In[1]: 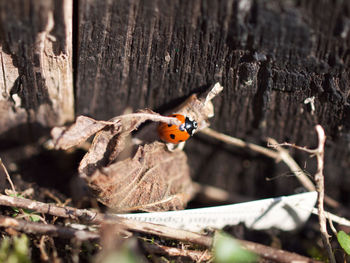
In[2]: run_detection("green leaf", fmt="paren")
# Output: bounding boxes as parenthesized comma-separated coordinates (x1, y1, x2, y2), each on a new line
(13, 234, 29, 255)
(12, 207, 41, 222)
(337, 230, 350, 255)
(0, 234, 31, 263)
(0, 238, 10, 262)
(28, 214, 41, 222)
(213, 232, 257, 263)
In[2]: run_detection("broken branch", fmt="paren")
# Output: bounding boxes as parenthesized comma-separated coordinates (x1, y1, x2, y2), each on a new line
(0, 215, 99, 241)
(0, 194, 212, 247)
(0, 194, 321, 262)
(270, 125, 335, 263)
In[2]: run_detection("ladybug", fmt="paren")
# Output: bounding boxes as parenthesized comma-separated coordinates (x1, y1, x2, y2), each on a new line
(158, 114, 198, 144)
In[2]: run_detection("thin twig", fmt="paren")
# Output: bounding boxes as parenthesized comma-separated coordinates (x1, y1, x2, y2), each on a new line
(44, 190, 65, 205)
(201, 125, 337, 262)
(313, 125, 335, 263)
(267, 138, 316, 192)
(0, 194, 212, 247)
(0, 215, 99, 241)
(310, 208, 350, 228)
(239, 239, 322, 263)
(0, 158, 16, 194)
(272, 126, 335, 263)
(199, 128, 280, 159)
(199, 128, 340, 208)
(0, 194, 321, 262)
(268, 138, 341, 208)
(281, 126, 335, 262)
(269, 141, 317, 154)
(0, 194, 98, 221)
(328, 215, 337, 236)
(142, 242, 212, 262)
(38, 236, 49, 261)
(192, 182, 251, 203)
(118, 216, 213, 247)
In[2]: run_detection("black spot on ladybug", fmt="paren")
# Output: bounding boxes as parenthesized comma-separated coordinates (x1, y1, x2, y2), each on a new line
(168, 124, 172, 127)
(170, 134, 175, 139)
(179, 140, 183, 142)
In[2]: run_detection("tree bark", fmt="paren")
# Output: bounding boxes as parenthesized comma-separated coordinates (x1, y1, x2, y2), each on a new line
(0, 0, 74, 144)
(76, 0, 350, 201)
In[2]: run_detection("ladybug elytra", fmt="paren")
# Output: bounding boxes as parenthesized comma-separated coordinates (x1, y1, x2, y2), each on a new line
(157, 114, 198, 144)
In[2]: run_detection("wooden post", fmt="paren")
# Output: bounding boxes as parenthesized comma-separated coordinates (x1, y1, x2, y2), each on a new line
(76, 0, 350, 197)
(0, 0, 74, 142)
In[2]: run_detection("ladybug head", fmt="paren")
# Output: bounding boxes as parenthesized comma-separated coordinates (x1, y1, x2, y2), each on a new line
(184, 116, 198, 135)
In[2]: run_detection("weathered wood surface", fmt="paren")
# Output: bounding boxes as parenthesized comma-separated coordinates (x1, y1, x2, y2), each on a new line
(77, 0, 350, 200)
(0, 0, 349, 202)
(0, 0, 74, 144)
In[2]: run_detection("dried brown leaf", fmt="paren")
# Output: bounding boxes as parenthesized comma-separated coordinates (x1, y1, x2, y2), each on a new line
(76, 111, 194, 212)
(51, 84, 223, 212)
(51, 116, 118, 150)
(134, 83, 223, 143)
(165, 82, 223, 131)
(86, 141, 194, 212)
(78, 110, 181, 177)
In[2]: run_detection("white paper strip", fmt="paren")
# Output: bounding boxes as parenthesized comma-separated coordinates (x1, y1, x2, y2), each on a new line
(117, 192, 317, 232)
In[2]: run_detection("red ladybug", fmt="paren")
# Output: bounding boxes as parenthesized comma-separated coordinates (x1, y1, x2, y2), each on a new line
(158, 114, 198, 144)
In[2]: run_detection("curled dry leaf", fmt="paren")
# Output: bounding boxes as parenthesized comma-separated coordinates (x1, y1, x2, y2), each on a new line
(78, 110, 181, 177)
(88, 141, 193, 211)
(51, 111, 191, 211)
(51, 83, 223, 212)
(170, 82, 223, 131)
(51, 116, 118, 150)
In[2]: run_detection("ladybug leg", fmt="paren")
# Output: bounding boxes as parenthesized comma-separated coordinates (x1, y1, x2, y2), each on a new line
(165, 141, 185, 152)
(176, 141, 186, 151)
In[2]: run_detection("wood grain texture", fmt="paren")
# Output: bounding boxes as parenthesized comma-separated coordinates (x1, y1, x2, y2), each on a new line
(76, 0, 350, 201)
(0, 0, 74, 143)
(77, 0, 349, 137)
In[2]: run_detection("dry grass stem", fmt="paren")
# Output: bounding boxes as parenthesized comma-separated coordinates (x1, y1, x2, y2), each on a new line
(271, 125, 335, 263)
(200, 125, 337, 262)
(269, 142, 317, 154)
(267, 140, 339, 208)
(313, 125, 335, 263)
(310, 208, 350, 228)
(200, 128, 280, 159)
(199, 127, 339, 208)
(327, 215, 338, 236)
(267, 137, 316, 192)
(0, 158, 16, 194)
